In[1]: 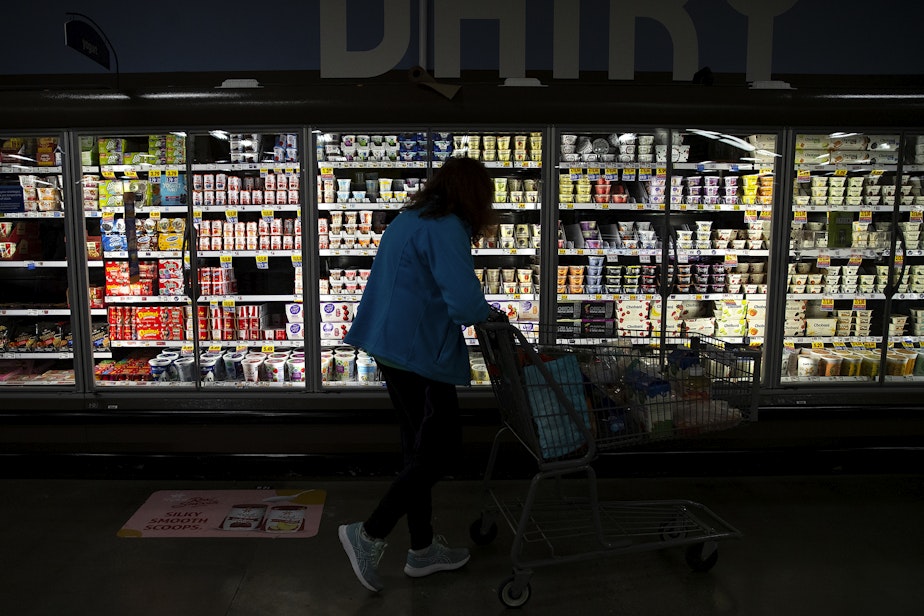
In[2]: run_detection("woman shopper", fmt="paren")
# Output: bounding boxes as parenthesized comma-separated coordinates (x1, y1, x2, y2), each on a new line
(338, 156, 497, 592)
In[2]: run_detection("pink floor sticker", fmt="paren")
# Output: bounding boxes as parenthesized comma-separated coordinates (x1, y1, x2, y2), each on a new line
(118, 489, 326, 538)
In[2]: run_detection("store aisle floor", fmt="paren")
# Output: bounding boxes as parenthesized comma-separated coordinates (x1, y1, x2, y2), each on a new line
(1, 473, 922, 616)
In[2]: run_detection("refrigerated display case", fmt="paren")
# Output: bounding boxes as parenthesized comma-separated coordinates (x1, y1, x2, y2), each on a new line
(80, 128, 307, 390)
(780, 131, 907, 384)
(552, 128, 778, 370)
(0, 132, 80, 386)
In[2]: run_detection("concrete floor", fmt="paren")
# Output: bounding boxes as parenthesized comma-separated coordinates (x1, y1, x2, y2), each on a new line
(1, 471, 923, 615)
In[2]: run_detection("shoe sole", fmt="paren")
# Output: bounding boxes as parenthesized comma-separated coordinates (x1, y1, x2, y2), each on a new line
(403, 553, 471, 578)
(338, 525, 382, 592)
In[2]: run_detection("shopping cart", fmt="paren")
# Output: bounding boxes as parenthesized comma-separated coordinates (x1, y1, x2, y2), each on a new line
(470, 320, 761, 608)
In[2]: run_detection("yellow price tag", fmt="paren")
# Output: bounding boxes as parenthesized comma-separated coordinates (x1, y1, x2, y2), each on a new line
(859, 210, 872, 222)
(291, 254, 302, 267)
(587, 167, 600, 175)
(165, 169, 179, 177)
(797, 170, 811, 182)
(236, 344, 249, 352)
(208, 345, 222, 352)
(724, 253, 739, 266)
(816, 254, 831, 269)
(820, 297, 835, 311)
(834, 168, 848, 176)
(255, 254, 269, 263)
(784, 340, 796, 350)
(793, 211, 807, 223)
(219, 255, 233, 268)
(853, 298, 867, 310)
(911, 209, 923, 223)
(655, 167, 667, 178)
(865, 341, 877, 349)
(320, 167, 334, 177)
(812, 340, 824, 349)
(261, 209, 274, 219)
(903, 341, 915, 349)
(848, 254, 863, 265)
(148, 169, 162, 178)
(759, 168, 773, 176)
(226, 209, 239, 220)
(181, 344, 194, 353)
(148, 209, 161, 219)
(259, 167, 269, 176)
(222, 299, 236, 308)
(870, 169, 884, 177)
(261, 344, 275, 353)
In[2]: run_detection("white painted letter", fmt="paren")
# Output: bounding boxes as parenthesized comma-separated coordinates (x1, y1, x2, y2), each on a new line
(320, 0, 411, 78)
(727, 0, 798, 82)
(433, 0, 526, 78)
(610, 0, 698, 81)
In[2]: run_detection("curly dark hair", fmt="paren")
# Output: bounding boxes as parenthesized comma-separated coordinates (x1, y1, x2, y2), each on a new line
(404, 156, 497, 241)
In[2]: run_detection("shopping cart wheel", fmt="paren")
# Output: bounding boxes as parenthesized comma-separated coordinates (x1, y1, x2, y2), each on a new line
(498, 575, 532, 608)
(659, 518, 688, 542)
(685, 541, 719, 572)
(469, 515, 499, 545)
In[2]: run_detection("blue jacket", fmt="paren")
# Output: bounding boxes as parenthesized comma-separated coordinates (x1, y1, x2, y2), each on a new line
(344, 208, 489, 385)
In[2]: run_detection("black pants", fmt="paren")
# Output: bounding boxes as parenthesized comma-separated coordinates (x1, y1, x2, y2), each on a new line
(363, 363, 462, 550)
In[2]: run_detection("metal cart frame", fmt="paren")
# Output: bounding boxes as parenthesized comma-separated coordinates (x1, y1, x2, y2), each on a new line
(470, 320, 761, 608)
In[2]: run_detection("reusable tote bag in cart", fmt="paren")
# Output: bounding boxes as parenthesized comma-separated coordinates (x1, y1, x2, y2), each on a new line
(522, 354, 592, 460)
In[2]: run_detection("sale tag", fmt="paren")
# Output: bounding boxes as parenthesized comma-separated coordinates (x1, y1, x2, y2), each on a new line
(848, 254, 864, 265)
(744, 209, 758, 222)
(638, 167, 652, 181)
(797, 169, 811, 183)
(870, 169, 884, 177)
(219, 254, 233, 269)
(208, 344, 222, 353)
(895, 252, 904, 266)
(784, 340, 796, 350)
(165, 168, 179, 178)
(834, 168, 848, 176)
(181, 344, 194, 354)
(655, 167, 667, 178)
(256, 254, 269, 270)
(192, 209, 202, 225)
(148, 208, 161, 220)
(320, 167, 334, 178)
(724, 253, 739, 267)
(816, 254, 831, 268)
(225, 209, 238, 223)
(820, 297, 835, 311)
(262, 209, 274, 223)
(859, 210, 872, 223)
(812, 340, 825, 349)
(222, 299, 235, 308)
(236, 344, 249, 353)
(853, 298, 867, 310)
(793, 211, 807, 223)
(261, 344, 275, 353)
(622, 167, 636, 181)
(148, 169, 162, 180)
(604, 168, 619, 181)
(291, 254, 302, 267)
(911, 209, 924, 223)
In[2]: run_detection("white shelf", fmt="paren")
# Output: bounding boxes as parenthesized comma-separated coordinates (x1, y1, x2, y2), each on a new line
(91, 164, 186, 174)
(786, 293, 887, 300)
(197, 295, 301, 303)
(104, 295, 190, 304)
(794, 164, 898, 171)
(320, 249, 377, 257)
(95, 380, 195, 388)
(109, 340, 189, 348)
(198, 204, 301, 213)
(0, 165, 62, 174)
(190, 163, 300, 173)
(203, 381, 305, 388)
(319, 161, 427, 169)
(471, 248, 538, 256)
(0, 260, 68, 268)
(197, 250, 298, 258)
(434, 160, 542, 169)
(320, 201, 404, 211)
(0, 211, 65, 218)
(484, 294, 539, 302)
(198, 341, 304, 349)
(669, 293, 768, 301)
(0, 379, 75, 386)
(781, 376, 871, 383)
(0, 308, 71, 316)
(104, 251, 184, 259)
(85, 206, 189, 217)
(559, 248, 661, 257)
(784, 337, 882, 344)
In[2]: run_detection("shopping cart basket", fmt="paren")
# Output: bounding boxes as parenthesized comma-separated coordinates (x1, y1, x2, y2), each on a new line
(470, 320, 761, 608)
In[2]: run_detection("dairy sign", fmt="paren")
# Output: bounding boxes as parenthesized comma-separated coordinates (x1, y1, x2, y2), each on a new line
(319, 0, 799, 82)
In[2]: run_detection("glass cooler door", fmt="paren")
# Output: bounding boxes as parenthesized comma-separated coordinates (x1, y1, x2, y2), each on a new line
(315, 129, 429, 388)
(0, 132, 77, 387)
(554, 128, 669, 347)
(886, 133, 924, 383)
(438, 129, 544, 386)
(666, 129, 778, 363)
(80, 132, 194, 388)
(188, 129, 306, 389)
(782, 131, 902, 384)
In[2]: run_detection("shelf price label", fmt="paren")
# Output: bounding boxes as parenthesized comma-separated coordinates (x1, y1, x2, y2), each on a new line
(744, 209, 758, 222)
(784, 340, 796, 350)
(165, 168, 179, 178)
(291, 254, 302, 267)
(225, 209, 238, 223)
(603, 168, 619, 181)
(222, 299, 236, 308)
(793, 210, 807, 223)
(148, 169, 162, 183)
(255, 254, 269, 270)
(638, 167, 652, 181)
(655, 167, 667, 178)
(261, 344, 275, 354)
(724, 253, 738, 267)
(848, 254, 864, 265)
(820, 297, 835, 311)
(816, 254, 831, 269)
(261, 209, 274, 223)
(859, 210, 872, 223)
(148, 208, 161, 220)
(320, 167, 334, 179)
(219, 254, 233, 269)
(811, 340, 825, 349)
(869, 169, 884, 177)
(797, 169, 811, 183)
(621, 167, 636, 181)
(911, 209, 924, 223)
(833, 168, 848, 176)
(208, 344, 222, 353)
(181, 344, 195, 354)
(853, 298, 867, 311)
(895, 252, 904, 266)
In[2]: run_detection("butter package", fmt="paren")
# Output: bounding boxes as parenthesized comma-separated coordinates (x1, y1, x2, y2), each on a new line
(158, 233, 184, 251)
